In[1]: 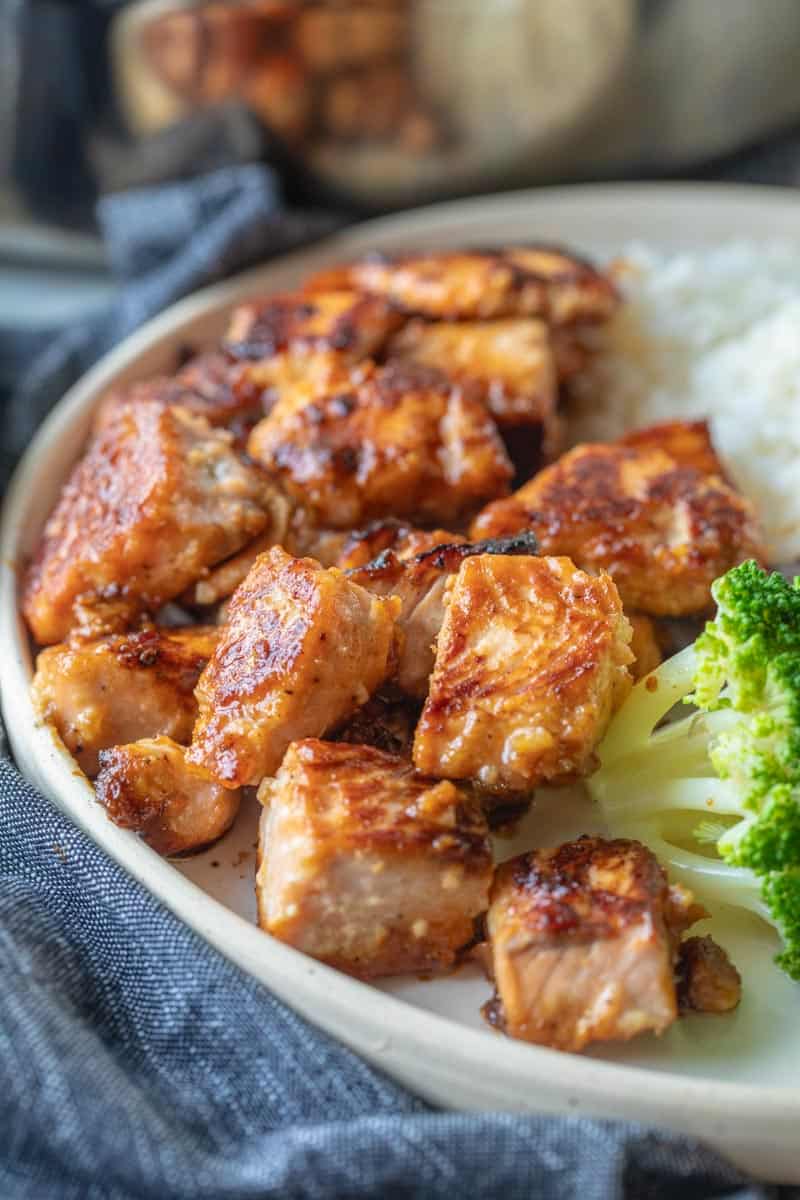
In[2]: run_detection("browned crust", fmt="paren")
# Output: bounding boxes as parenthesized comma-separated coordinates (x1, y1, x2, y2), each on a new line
(387, 316, 558, 433)
(96, 745, 166, 839)
(619, 419, 728, 480)
(284, 739, 491, 865)
(490, 837, 670, 944)
(224, 290, 402, 361)
(331, 691, 420, 759)
(95, 353, 265, 438)
(337, 520, 466, 570)
(95, 741, 239, 856)
(346, 530, 540, 591)
(305, 245, 619, 325)
(194, 552, 323, 714)
(247, 359, 513, 528)
(22, 400, 271, 644)
(470, 436, 766, 616)
(102, 626, 218, 689)
(677, 935, 742, 1014)
(187, 547, 400, 786)
(413, 555, 631, 791)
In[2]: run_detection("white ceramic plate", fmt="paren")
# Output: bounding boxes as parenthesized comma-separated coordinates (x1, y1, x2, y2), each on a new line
(4, 184, 800, 1183)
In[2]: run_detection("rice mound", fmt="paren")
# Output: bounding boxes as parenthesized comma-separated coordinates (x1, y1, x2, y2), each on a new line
(566, 241, 800, 563)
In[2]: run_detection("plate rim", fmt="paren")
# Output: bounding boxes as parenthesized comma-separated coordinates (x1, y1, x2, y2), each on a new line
(4, 181, 800, 1173)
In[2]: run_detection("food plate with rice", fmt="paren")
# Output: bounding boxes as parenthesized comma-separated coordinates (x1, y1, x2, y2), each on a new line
(3, 184, 800, 1181)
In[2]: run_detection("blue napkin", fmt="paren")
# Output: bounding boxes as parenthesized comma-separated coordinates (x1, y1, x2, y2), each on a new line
(0, 164, 781, 1199)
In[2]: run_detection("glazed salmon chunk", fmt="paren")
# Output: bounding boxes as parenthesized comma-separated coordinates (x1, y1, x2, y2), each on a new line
(187, 546, 400, 787)
(95, 736, 240, 856)
(94, 352, 266, 439)
(471, 426, 765, 616)
(388, 317, 559, 449)
(256, 739, 493, 978)
(347, 531, 539, 699)
(486, 838, 691, 1051)
(618, 418, 731, 479)
(247, 360, 512, 529)
(31, 625, 219, 776)
(413, 555, 633, 793)
(23, 399, 277, 644)
(224, 289, 402, 400)
(306, 246, 619, 325)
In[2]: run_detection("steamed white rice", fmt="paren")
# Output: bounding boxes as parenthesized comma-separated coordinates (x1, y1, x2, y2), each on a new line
(566, 241, 800, 563)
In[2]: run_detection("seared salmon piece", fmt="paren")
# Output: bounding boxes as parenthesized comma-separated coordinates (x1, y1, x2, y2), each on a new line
(389, 317, 558, 437)
(619, 419, 728, 480)
(93, 352, 265, 440)
(306, 246, 619, 325)
(96, 736, 240, 856)
(388, 317, 561, 483)
(23, 400, 277, 645)
(247, 360, 512, 529)
(186, 546, 400, 787)
(224, 289, 402, 400)
(471, 429, 765, 617)
(347, 531, 539, 699)
(413, 555, 632, 793)
(485, 838, 685, 1051)
(31, 625, 218, 777)
(256, 739, 492, 978)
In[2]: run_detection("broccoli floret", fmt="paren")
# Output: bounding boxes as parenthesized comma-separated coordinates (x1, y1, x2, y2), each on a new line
(720, 785, 800, 872)
(762, 870, 800, 980)
(589, 560, 800, 981)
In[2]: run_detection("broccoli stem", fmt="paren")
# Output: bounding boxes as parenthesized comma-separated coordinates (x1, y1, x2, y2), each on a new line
(598, 645, 698, 767)
(593, 707, 739, 811)
(611, 817, 771, 922)
(597, 776, 742, 821)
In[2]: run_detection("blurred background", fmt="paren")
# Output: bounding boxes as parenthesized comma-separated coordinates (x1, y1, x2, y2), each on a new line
(4, 0, 800, 413)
